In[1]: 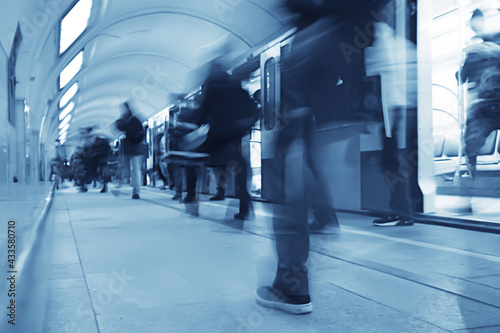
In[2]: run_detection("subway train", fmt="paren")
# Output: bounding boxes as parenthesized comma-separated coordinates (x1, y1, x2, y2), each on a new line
(141, 30, 394, 209)
(140, 12, 500, 221)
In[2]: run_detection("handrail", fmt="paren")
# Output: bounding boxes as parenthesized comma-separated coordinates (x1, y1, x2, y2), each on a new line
(431, 83, 470, 182)
(432, 108, 460, 128)
(1, 182, 56, 333)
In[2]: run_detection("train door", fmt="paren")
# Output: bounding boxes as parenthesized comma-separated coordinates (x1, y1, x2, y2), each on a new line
(259, 44, 283, 202)
(241, 69, 262, 198)
(360, 0, 423, 215)
(420, 1, 500, 219)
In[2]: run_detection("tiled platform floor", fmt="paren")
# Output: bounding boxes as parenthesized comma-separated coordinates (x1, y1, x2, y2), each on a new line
(44, 184, 500, 332)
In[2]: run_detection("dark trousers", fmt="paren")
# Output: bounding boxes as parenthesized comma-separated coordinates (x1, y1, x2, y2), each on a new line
(234, 156, 251, 215)
(154, 154, 168, 186)
(173, 165, 183, 194)
(270, 15, 358, 297)
(97, 162, 109, 184)
(380, 124, 412, 218)
(185, 166, 197, 199)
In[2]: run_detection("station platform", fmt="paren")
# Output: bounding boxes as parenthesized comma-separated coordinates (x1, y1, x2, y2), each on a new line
(43, 183, 500, 332)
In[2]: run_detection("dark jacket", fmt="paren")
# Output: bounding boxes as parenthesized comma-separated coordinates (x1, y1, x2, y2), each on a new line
(198, 69, 255, 166)
(90, 137, 111, 164)
(116, 114, 146, 156)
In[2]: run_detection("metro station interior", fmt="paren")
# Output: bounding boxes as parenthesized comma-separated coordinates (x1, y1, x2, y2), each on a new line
(1, 0, 500, 332)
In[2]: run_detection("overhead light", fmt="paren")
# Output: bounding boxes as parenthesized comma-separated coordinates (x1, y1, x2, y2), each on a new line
(59, 123, 70, 135)
(59, 101, 74, 120)
(60, 0, 93, 54)
(60, 51, 83, 89)
(59, 114, 72, 129)
(59, 132, 68, 144)
(59, 82, 78, 108)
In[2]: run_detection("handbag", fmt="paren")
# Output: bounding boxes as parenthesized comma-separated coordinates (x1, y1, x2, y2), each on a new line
(180, 124, 210, 151)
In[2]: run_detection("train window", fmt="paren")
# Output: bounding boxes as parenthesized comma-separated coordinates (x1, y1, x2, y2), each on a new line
(263, 58, 276, 130)
(280, 44, 290, 63)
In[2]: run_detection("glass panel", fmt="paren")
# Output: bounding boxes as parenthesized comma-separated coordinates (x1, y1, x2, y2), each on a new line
(250, 129, 261, 142)
(251, 168, 261, 195)
(250, 141, 261, 169)
(60, 50, 83, 89)
(59, 82, 78, 108)
(60, 0, 93, 54)
(263, 58, 276, 130)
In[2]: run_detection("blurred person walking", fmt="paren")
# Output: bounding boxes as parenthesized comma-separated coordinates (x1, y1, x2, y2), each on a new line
(198, 63, 259, 220)
(90, 135, 112, 193)
(460, 9, 500, 179)
(365, 21, 418, 226)
(255, 0, 388, 314)
(115, 102, 147, 199)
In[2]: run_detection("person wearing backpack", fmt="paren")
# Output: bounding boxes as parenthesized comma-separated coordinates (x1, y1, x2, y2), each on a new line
(115, 102, 146, 199)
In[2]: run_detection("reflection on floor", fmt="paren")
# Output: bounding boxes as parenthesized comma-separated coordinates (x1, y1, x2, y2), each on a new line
(45, 183, 500, 332)
(435, 195, 500, 223)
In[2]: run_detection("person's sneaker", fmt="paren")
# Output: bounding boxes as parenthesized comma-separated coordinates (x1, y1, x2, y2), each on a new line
(172, 193, 182, 200)
(234, 212, 247, 220)
(132, 194, 140, 199)
(100, 184, 107, 193)
(309, 220, 326, 232)
(209, 194, 225, 201)
(373, 216, 414, 226)
(255, 286, 312, 315)
(309, 221, 341, 234)
(210, 188, 225, 201)
(182, 195, 196, 204)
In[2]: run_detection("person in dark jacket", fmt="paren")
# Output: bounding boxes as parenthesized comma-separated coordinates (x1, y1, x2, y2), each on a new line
(198, 63, 256, 220)
(115, 102, 146, 199)
(89, 136, 112, 193)
(172, 106, 203, 203)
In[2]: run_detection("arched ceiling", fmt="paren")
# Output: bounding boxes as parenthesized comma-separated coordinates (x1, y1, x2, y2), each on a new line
(1, 0, 294, 145)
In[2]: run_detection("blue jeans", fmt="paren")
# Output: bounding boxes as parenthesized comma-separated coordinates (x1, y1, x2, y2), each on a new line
(272, 14, 366, 297)
(129, 155, 143, 195)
